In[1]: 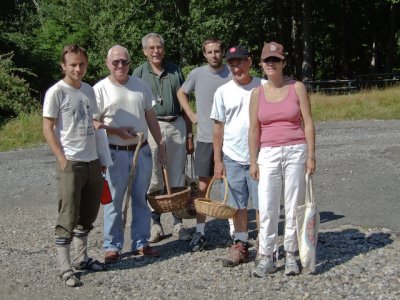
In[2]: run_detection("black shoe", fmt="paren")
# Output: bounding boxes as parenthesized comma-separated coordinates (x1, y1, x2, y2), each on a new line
(189, 232, 207, 252)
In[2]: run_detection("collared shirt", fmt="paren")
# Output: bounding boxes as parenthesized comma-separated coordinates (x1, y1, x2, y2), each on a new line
(132, 61, 184, 117)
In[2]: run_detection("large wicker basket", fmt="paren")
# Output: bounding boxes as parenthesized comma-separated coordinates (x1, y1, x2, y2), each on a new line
(194, 176, 237, 219)
(147, 167, 190, 213)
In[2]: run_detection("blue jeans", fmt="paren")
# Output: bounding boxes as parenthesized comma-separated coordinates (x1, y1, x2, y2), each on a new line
(222, 155, 259, 209)
(103, 144, 152, 252)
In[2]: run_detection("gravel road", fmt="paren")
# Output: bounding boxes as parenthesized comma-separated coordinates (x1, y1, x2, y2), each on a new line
(0, 120, 399, 299)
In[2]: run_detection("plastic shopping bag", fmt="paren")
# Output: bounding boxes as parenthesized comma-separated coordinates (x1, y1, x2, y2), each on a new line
(95, 128, 112, 167)
(100, 177, 112, 205)
(296, 173, 319, 273)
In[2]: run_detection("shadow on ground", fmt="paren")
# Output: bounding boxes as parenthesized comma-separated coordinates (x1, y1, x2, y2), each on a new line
(96, 209, 393, 276)
(315, 228, 393, 274)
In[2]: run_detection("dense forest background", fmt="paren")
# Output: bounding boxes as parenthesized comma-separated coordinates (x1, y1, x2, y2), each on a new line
(0, 0, 399, 121)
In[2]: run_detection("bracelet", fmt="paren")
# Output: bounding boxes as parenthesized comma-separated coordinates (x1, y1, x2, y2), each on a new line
(307, 156, 316, 161)
(187, 133, 193, 139)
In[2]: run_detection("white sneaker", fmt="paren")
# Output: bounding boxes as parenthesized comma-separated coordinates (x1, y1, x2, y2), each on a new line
(252, 255, 276, 278)
(149, 224, 164, 243)
(284, 251, 300, 276)
(172, 223, 192, 241)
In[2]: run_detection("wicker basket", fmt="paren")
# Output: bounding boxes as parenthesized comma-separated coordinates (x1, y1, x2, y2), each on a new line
(173, 178, 198, 219)
(194, 176, 237, 219)
(147, 167, 190, 213)
(148, 186, 190, 213)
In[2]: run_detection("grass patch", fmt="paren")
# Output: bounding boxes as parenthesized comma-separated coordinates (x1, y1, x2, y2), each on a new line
(311, 85, 400, 121)
(0, 111, 44, 151)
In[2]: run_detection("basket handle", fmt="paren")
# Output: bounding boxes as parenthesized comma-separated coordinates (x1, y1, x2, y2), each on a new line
(205, 176, 228, 205)
(162, 166, 172, 195)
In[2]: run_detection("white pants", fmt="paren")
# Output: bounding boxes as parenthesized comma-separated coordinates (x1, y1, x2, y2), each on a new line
(258, 144, 307, 256)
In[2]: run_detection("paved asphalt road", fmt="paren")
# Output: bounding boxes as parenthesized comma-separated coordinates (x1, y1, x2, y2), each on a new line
(313, 120, 400, 233)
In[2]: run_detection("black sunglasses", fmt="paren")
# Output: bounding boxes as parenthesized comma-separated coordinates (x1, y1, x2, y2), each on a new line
(263, 57, 282, 63)
(111, 59, 130, 67)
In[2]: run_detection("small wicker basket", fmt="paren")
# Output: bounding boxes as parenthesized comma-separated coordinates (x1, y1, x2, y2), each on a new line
(147, 167, 190, 213)
(194, 176, 237, 219)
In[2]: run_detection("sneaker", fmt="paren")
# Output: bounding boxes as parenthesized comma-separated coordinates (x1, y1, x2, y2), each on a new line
(284, 251, 300, 276)
(149, 224, 164, 243)
(104, 251, 120, 264)
(221, 240, 249, 267)
(172, 223, 192, 241)
(189, 232, 207, 252)
(251, 255, 276, 278)
(134, 245, 160, 257)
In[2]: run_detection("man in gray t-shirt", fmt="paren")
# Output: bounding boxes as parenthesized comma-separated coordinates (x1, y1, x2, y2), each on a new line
(177, 38, 232, 251)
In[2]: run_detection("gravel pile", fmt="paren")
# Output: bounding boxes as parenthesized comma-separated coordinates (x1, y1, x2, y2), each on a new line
(0, 120, 399, 299)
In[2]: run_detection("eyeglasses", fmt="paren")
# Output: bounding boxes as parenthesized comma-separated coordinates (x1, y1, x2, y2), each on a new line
(227, 60, 247, 69)
(111, 59, 130, 67)
(146, 45, 164, 52)
(263, 57, 282, 63)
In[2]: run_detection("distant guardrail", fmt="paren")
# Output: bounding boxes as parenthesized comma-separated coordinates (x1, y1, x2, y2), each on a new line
(304, 73, 400, 94)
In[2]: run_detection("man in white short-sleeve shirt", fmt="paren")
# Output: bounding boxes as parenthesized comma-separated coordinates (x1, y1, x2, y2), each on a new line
(210, 45, 263, 267)
(43, 44, 105, 287)
(94, 45, 166, 263)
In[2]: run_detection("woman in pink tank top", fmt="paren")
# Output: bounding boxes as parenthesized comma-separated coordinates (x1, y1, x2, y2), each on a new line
(248, 42, 316, 278)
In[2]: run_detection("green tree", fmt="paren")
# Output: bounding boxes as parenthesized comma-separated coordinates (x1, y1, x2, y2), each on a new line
(0, 52, 38, 124)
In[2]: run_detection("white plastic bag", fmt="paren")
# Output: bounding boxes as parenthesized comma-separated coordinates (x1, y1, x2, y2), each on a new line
(95, 128, 112, 167)
(296, 173, 319, 273)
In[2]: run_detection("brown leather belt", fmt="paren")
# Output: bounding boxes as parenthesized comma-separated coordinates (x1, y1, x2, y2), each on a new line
(109, 140, 148, 151)
(157, 115, 180, 122)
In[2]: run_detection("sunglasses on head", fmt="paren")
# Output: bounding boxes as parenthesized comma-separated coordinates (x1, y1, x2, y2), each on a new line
(263, 57, 282, 63)
(111, 59, 130, 67)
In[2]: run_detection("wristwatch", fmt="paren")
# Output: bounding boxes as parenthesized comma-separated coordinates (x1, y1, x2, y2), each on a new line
(187, 133, 193, 139)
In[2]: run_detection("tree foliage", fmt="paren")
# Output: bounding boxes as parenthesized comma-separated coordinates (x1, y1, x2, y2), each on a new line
(0, 52, 38, 123)
(0, 0, 399, 120)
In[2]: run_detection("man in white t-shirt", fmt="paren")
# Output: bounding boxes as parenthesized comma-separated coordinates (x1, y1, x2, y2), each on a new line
(43, 44, 106, 287)
(210, 45, 262, 267)
(93, 45, 166, 263)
